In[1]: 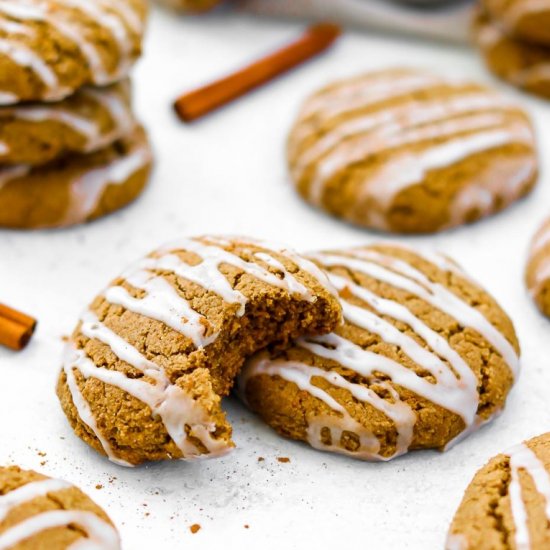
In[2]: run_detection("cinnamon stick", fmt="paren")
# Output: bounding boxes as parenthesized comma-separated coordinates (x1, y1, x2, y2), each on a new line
(174, 22, 342, 122)
(0, 303, 37, 351)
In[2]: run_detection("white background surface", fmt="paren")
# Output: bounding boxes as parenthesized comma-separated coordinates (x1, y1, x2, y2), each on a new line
(0, 6, 549, 550)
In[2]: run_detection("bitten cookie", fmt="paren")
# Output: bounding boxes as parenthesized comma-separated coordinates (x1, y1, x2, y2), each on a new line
(481, 0, 550, 46)
(0, 125, 152, 229)
(446, 432, 550, 550)
(57, 236, 342, 466)
(0, 0, 147, 104)
(473, 9, 550, 99)
(0, 80, 135, 166)
(0, 466, 120, 549)
(525, 217, 550, 316)
(288, 68, 538, 233)
(239, 243, 520, 461)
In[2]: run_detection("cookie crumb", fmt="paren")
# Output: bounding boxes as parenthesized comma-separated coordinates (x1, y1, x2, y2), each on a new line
(257, 457, 265, 462)
(95, 484, 103, 490)
(277, 457, 290, 463)
(244, 524, 250, 529)
(190, 524, 201, 534)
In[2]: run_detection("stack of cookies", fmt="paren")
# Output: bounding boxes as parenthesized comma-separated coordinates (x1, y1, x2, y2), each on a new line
(473, 0, 550, 99)
(0, 0, 153, 230)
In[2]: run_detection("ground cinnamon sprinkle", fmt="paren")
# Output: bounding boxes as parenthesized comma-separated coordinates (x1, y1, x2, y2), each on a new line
(190, 524, 201, 534)
(277, 457, 290, 463)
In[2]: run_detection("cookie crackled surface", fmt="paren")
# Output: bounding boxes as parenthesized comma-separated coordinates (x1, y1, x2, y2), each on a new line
(0, 466, 120, 549)
(447, 432, 550, 550)
(288, 68, 538, 233)
(57, 236, 342, 466)
(239, 243, 520, 460)
(0, 0, 147, 104)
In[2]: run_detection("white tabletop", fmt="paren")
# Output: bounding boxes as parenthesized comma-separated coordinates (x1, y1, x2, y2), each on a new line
(0, 7, 549, 550)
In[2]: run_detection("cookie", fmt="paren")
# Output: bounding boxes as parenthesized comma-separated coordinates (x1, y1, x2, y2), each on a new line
(56, 236, 342, 466)
(155, 0, 222, 11)
(0, 124, 152, 229)
(239, 243, 520, 460)
(288, 68, 538, 233)
(481, 0, 550, 46)
(474, 9, 550, 99)
(0, 0, 147, 104)
(0, 80, 135, 166)
(0, 465, 120, 549)
(446, 432, 550, 549)
(525, 217, 550, 316)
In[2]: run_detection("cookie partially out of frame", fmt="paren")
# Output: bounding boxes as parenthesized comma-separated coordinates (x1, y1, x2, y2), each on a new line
(155, 0, 222, 11)
(447, 432, 550, 550)
(0, 0, 147, 104)
(474, 8, 550, 99)
(526, 216, 550, 316)
(481, 0, 550, 46)
(288, 68, 538, 234)
(240, 243, 519, 461)
(0, 466, 120, 549)
(57, 236, 342, 466)
(0, 124, 152, 229)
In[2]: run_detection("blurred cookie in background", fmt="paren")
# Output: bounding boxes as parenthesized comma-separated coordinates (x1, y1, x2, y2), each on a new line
(473, 8, 550, 99)
(287, 68, 538, 234)
(526, 216, 550, 317)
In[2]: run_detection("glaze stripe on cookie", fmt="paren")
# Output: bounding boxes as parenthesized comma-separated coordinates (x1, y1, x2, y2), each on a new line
(0, 82, 135, 164)
(508, 443, 550, 549)
(0, 479, 119, 549)
(62, 237, 336, 464)
(0, 0, 145, 102)
(241, 246, 519, 460)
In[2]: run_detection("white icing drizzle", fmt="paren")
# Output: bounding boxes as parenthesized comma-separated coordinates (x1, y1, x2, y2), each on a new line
(0, 0, 143, 102)
(445, 533, 468, 550)
(297, 71, 445, 125)
(530, 220, 550, 256)
(0, 165, 30, 191)
(309, 115, 533, 206)
(507, 443, 550, 550)
(0, 478, 120, 550)
(293, 92, 516, 182)
(0, 37, 59, 89)
(62, 312, 231, 462)
(241, 247, 517, 459)
(318, 250, 520, 377)
(62, 143, 151, 226)
(63, 237, 334, 464)
(447, 156, 536, 229)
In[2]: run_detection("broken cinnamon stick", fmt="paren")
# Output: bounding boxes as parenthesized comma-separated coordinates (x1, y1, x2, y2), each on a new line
(0, 303, 37, 351)
(174, 22, 342, 122)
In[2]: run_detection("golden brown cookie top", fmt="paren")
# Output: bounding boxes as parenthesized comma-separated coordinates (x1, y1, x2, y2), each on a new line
(447, 432, 550, 550)
(59, 236, 341, 466)
(482, 0, 550, 46)
(288, 68, 537, 233)
(0, 466, 120, 549)
(240, 243, 519, 460)
(0, 0, 147, 103)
